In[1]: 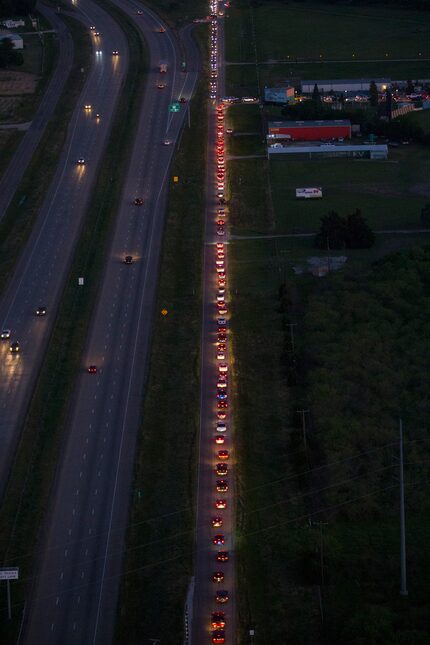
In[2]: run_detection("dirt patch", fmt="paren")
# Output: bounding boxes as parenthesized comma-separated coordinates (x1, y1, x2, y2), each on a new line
(0, 96, 21, 121)
(0, 70, 40, 95)
(409, 183, 430, 198)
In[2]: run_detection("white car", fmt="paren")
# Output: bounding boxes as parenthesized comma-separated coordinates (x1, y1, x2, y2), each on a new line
(217, 422, 227, 433)
(1, 329, 11, 339)
(218, 363, 228, 373)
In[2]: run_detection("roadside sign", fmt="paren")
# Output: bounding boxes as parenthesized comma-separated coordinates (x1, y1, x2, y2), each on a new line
(78, 277, 84, 286)
(169, 102, 180, 113)
(0, 568, 19, 580)
(161, 309, 168, 316)
(173, 176, 179, 183)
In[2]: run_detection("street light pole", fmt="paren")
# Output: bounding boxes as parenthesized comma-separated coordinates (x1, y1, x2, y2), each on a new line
(399, 418, 408, 597)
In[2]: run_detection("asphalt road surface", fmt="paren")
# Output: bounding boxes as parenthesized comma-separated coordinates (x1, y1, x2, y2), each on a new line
(22, 2, 200, 643)
(191, 7, 237, 644)
(0, 3, 73, 221)
(0, 2, 128, 498)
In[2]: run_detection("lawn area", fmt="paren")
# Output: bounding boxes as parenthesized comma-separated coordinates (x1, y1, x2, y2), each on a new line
(228, 134, 265, 156)
(269, 147, 430, 233)
(227, 146, 430, 237)
(226, 1, 430, 62)
(401, 108, 430, 133)
(227, 103, 262, 132)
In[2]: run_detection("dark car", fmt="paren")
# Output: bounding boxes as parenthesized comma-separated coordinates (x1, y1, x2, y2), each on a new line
(216, 479, 228, 492)
(211, 611, 226, 629)
(133, 197, 144, 205)
(217, 551, 229, 562)
(124, 255, 133, 264)
(87, 365, 97, 374)
(212, 534, 225, 545)
(211, 630, 226, 644)
(9, 341, 20, 353)
(215, 590, 229, 604)
(212, 571, 225, 583)
(36, 306, 47, 316)
(216, 463, 228, 476)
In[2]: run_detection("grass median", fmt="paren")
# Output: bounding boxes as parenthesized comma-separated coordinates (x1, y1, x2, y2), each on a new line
(0, 5, 146, 640)
(115, 28, 208, 645)
(0, 16, 87, 298)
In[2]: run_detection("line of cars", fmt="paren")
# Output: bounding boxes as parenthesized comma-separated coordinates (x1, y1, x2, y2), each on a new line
(208, 3, 231, 644)
(1, 306, 47, 355)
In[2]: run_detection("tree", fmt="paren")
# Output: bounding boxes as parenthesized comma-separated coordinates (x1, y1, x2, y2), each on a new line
(345, 209, 375, 249)
(0, 38, 23, 68)
(406, 79, 415, 94)
(314, 211, 347, 250)
(312, 83, 321, 106)
(369, 80, 379, 107)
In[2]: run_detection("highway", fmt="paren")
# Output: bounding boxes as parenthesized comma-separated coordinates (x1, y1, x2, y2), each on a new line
(192, 3, 236, 644)
(0, 3, 74, 220)
(0, 3, 128, 495)
(21, 1, 200, 643)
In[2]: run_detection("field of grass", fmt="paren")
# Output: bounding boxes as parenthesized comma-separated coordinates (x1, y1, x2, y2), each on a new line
(226, 145, 430, 236)
(226, 1, 430, 62)
(401, 108, 430, 133)
(269, 147, 430, 233)
(135, 0, 207, 25)
(115, 27, 208, 645)
(0, 7, 146, 641)
(224, 0, 430, 96)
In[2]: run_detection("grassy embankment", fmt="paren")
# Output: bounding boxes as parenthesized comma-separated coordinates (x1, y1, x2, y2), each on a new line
(0, 5, 146, 641)
(224, 0, 430, 94)
(115, 26, 208, 645)
(0, 16, 84, 297)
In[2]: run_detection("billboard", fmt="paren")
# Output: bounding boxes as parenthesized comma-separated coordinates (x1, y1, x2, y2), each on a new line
(296, 187, 322, 199)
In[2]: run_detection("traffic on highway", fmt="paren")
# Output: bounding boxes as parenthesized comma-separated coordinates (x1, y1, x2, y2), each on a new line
(191, 2, 234, 643)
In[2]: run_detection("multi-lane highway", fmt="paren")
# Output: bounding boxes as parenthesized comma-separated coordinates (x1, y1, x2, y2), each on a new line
(21, 1, 200, 643)
(0, 3, 74, 220)
(0, 1, 128, 500)
(192, 3, 236, 644)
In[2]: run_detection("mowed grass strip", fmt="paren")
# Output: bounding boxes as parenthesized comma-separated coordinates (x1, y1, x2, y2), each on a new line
(115, 29, 208, 645)
(0, 17, 85, 298)
(0, 6, 146, 641)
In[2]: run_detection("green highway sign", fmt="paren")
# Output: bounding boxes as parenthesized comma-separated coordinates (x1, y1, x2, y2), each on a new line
(169, 102, 180, 113)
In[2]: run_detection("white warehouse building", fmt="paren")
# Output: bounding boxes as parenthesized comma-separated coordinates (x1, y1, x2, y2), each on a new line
(301, 78, 391, 93)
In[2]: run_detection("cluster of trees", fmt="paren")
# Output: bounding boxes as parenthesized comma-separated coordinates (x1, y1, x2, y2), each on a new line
(298, 246, 430, 642)
(314, 209, 375, 249)
(0, 38, 23, 68)
(0, 0, 35, 17)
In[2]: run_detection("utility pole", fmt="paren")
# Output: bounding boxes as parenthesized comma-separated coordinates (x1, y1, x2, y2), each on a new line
(399, 418, 408, 596)
(287, 322, 296, 353)
(296, 409, 309, 452)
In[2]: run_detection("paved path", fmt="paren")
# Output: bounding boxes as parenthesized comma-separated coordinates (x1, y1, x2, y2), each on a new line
(0, 121, 32, 130)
